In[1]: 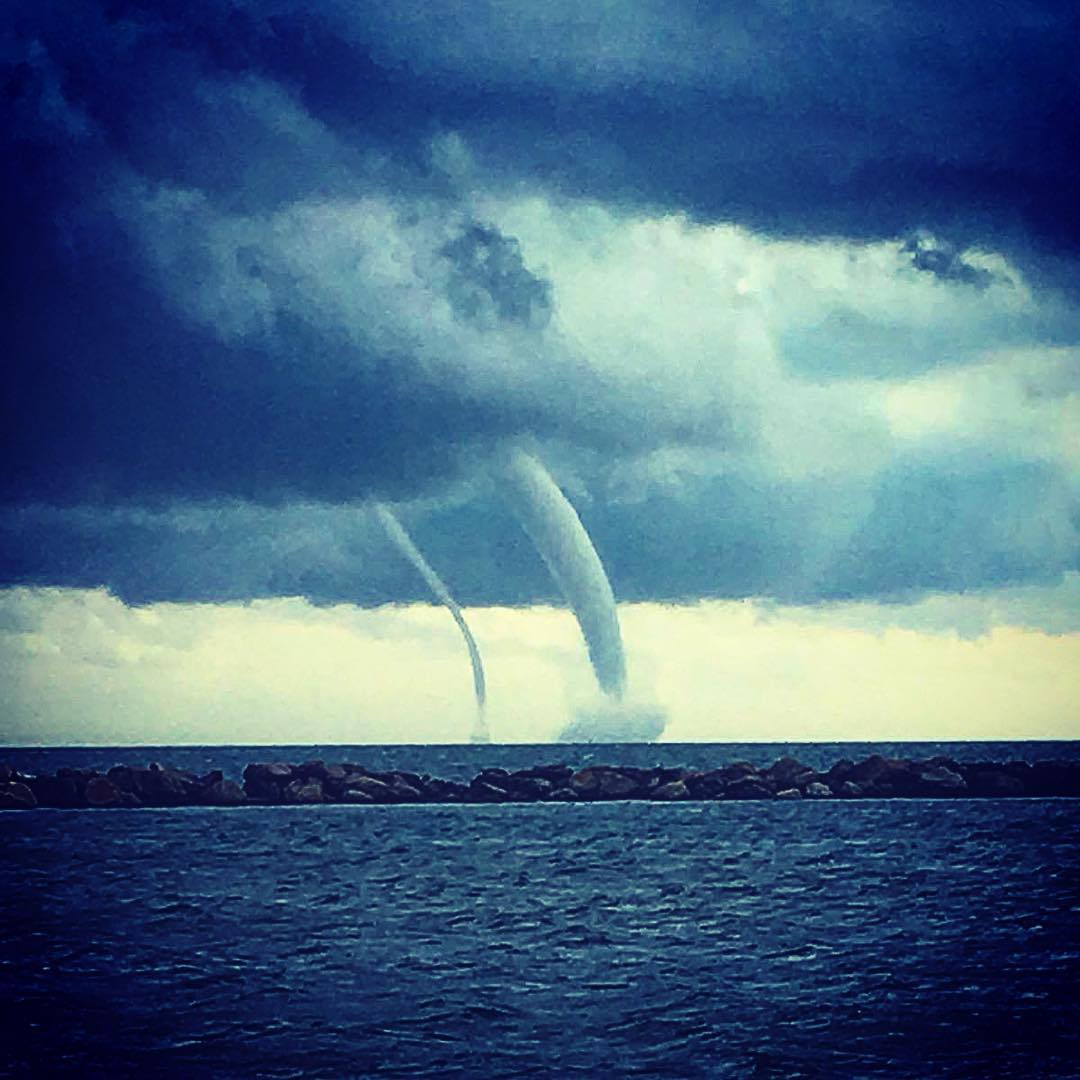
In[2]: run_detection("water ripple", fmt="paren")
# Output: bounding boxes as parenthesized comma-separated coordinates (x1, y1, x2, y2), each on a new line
(3, 798, 1080, 1077)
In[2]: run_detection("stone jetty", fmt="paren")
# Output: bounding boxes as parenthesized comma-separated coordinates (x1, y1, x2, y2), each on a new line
(1, 755, 1079, 809)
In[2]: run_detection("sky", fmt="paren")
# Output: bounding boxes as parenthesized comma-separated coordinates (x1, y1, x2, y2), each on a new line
(2, 0, 1078, 745)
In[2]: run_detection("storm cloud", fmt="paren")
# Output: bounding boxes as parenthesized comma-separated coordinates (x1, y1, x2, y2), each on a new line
(2, 0, 1079, 618)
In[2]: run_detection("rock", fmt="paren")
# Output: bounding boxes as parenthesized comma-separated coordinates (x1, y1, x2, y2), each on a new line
(912, 763, 967, 797)
(1028, 762, 1080, 798)
(106, 765, 137, 792)
(836, 781, 863, 798)
(568, 767, 643, 799)
(342, 788, 374, 803)
(284, 778, 326, 804)
(804, 782, 833, 799)
(685, 770, 727, 799)
(243, 762, 295, 802)
(390, 771, 426, 793)
(203, 779, 247, 806)
(846, 755, 892, 786)
(0, 782, 37, 810)
(386, 778, 423, 803)
(342, 776, 395, 803)
(766, 757, 816, 790)
(468, 780, 510, 803)
(596, 770, 640, 799)
(140, 764, 200, 806)
(512, 763, 573, 786)
(422, 778, 470, 801)
(569, 768, 602, 797)
(651, 779, 689, 801)
(106, 765, 160, 802)
(505, 776, 554, 800)
(725, 778, 774, 800)
(655, 766, 689, 785)
(718, 762, 759, 784)
(849, 757, 917, 798)
(549, 787, 579, 801)
(775, 787, 802, 800)
(825, 759, 856, 792)
(296, 760, 337, 782)
(85, 776, 123, 807)
(961, 766, 1027, 798)
(27, 773, 83, 808)
(0, 764, 14, 783)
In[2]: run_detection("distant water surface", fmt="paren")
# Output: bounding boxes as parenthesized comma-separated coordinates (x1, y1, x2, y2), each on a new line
(5, 740, 1080, 780)
(4, 743, 1079, 1078)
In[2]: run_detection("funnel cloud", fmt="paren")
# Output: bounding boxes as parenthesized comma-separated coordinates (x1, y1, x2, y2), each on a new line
(498, 447, 627, 701)
(373, 503, 489, 743)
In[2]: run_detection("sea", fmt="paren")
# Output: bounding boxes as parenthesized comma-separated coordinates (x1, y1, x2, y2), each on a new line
(3, 741, 1079, 1078)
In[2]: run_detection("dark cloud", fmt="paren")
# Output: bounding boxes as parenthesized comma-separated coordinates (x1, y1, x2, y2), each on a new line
(442, 224, 553, 329)
(2, 0, 1079, 612)
(3, 441, 1075, 609)
(903, 231, 995, 288)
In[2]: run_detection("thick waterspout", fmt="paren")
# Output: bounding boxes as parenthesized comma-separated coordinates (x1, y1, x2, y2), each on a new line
(497, 447, 626, 700)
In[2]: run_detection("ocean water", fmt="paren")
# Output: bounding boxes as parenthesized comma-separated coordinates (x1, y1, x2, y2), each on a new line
(6, 739, 1080, 782)
(4, 744, 1080, 1078)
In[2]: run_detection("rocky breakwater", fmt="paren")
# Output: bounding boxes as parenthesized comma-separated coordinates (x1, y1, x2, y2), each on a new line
(0, 762, 246, 810)
(2, 755, 1080, 810)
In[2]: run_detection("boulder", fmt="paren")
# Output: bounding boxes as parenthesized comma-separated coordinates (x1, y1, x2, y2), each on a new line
(775, 787, 802, 800)
(27, 773, 83, 808)
(804, 782, 833, 799)
(284, 778, 326, 804)
(386, 778, 423, 803)
(85, 776, 123, 807)
(569, 768, 602, 798)
(1028, 762, 1080, 798)
(718, 762, 760, 785)
(468, 780, 510, 803)
(596, 770, 640, 799)
(568, 767, 644, 800)
(835, 781, 863, 798)
(390, 770, 427, 793)
(321, 767, 355, 800)
(725, 778, 774, 800)
(825, 759, 856, 792)
(422, 777, 470, 801)
(243, 762, 295, 802)
(0, 782, 37, 810)
(961, 766, 1027, 798)
(912, 763, 967, 797)
(766, 757, 817, 790)
(140, 764, 200, 806)
(342, 788, 374, 803)
(342, 776, 395, 803)
(849, 757, 918, 797)
(846, 755, 892, 787)
(651, 779, 689, 801)
(106, 765, 157, 802)
(685, 770, 727, 799)
(295, 764, 332, 781)
(202, 779, 247, 806)
(512, 763, 573, 786)
(504, 776, 554, 800)
(655, 766, 689, 785)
